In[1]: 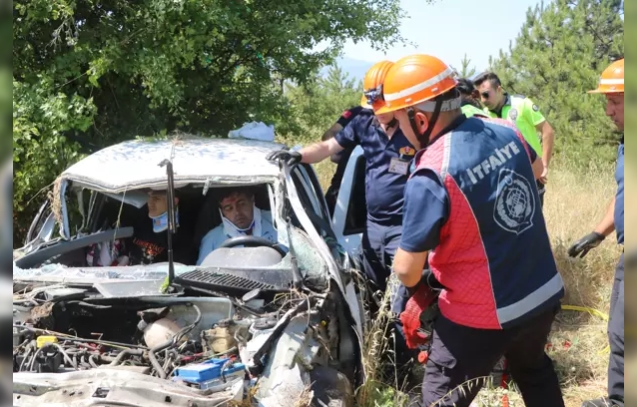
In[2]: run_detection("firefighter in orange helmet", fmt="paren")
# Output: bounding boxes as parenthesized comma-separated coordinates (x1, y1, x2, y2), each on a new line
(268, 61, 419, 384)
(569, 58, 624, 407)
(379, 54, 565, 407)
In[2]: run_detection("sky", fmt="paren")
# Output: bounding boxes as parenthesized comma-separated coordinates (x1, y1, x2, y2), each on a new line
(341, 0, 545, 73)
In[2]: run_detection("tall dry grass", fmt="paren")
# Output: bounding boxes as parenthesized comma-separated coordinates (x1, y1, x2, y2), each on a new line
(307, 153, 620, 407)
(538, 160, 621, 407)
(279, 127, 621, 405)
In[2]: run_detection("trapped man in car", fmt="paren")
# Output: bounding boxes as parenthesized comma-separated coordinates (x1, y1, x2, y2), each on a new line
(127, 190, 195, 265)
(196, 187, 277, 265)
(86, 190, 195, 267)
(88, 190, 195, 266)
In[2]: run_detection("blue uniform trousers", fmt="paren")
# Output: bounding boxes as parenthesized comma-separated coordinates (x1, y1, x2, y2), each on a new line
(608, 252, 624, 405)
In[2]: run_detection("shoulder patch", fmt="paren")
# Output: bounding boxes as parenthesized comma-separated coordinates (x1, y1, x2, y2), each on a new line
(341, 110, 353, 119)
(532, 104, 540, 112)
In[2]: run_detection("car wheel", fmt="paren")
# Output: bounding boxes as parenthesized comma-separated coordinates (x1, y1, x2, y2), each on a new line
(309, 366, 354, 407)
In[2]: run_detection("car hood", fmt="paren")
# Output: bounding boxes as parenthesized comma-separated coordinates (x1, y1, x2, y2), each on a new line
(13, 368, 244, 406)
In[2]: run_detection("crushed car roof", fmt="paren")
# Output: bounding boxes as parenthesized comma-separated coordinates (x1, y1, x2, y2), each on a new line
(59, 137, 286, 193)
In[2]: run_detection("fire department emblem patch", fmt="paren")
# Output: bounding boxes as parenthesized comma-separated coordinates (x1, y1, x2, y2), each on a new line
(494, 169, 535, 235)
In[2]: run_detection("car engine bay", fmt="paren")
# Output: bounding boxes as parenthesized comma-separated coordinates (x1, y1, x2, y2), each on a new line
(13, 265, 358, 406)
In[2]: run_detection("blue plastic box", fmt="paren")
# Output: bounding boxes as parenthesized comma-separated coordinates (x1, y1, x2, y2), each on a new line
(174, 358, 245, 384)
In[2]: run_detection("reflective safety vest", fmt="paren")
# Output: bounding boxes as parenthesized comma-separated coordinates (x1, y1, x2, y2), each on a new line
(411, 116, 564, 329)
(461, 103, 488, 118)
(483, 94, 546, 157)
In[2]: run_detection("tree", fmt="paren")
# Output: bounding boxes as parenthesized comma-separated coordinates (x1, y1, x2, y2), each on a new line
(12, 0, 406, 243)
(453, 53, 477, 78)
(282, 64, 362, 138)
(488, 0, 624, 167)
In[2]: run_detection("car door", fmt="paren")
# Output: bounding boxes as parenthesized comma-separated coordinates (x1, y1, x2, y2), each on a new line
(290, 163, 366, 340)
(329, 145, 365, 259)
(290, 163, 337, 240)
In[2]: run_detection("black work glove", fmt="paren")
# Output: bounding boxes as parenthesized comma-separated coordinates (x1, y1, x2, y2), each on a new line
(406, 269, 444, 296)
(266, 149, 302, 167)
(568, 232, 605, 258)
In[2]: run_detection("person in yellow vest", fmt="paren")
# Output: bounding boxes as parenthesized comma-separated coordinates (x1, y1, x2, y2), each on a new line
(474, 72, 555, 207)
(456, 78, 488, 118)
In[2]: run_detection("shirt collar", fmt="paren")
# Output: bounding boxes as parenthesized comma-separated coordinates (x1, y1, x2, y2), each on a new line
(491, 93, 511, 117)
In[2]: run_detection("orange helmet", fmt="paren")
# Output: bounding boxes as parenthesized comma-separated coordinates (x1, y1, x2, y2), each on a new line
(377, 54, 459, 114)
(361, 60, 394, 110)
(589, 58, 624, 94)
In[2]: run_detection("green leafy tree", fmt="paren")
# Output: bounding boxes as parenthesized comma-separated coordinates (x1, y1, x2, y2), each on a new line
(12, 0, 405, 243)
(488, 0, 624, 167)
(282, 64, 363, 140)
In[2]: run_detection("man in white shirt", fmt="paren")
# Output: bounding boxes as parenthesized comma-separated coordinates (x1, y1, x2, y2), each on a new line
(196, 187, 277, 265)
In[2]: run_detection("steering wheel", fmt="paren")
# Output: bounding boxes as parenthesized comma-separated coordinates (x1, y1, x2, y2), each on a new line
(218, 236, 288, 257)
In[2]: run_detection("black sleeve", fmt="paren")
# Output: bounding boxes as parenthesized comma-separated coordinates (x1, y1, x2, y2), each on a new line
(336, 106, 364, 127)
(173, 226, 198, 265)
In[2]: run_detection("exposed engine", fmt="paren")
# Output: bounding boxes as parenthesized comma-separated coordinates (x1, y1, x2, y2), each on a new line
(13, 283, 346, 404)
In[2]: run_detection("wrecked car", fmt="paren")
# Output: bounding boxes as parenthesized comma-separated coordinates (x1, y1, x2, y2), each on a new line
(13, 136, 370, 407)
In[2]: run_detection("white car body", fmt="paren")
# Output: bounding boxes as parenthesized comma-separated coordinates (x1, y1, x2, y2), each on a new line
(13, 136, 367, 407)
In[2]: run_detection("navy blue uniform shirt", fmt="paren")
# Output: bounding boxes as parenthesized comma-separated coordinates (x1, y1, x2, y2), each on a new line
(615, 142, 624, 245)
(335, 114, 416, 225)
(329, 106, 368, 191)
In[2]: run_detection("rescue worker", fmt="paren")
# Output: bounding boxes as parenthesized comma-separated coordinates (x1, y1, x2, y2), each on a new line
(474, 72, 555, 207)
(322, 105, 369, 215)
(378, 54, 565, 407)
(568, 58, 624, 407)
(267, 60, 418, 383)
(268, 60, 416, 294)
(456, 78, 487, 118)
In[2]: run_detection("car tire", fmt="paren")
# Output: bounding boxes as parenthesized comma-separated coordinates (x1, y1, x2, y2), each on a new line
(309, 366, 354, 407)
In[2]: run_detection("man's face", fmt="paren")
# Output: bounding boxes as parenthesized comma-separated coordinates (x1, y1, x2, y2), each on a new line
(477, 80, 503, 110)
(220, 192, 254, 229)
(605, 93, 624, 131)
(394, 109, 424, 150)
(147, 192, 169, 218)
(375, 112, 395, 126)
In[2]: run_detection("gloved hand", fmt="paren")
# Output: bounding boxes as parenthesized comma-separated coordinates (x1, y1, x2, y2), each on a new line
(400, 283, 439, 349)
(568, 232, 605, 258)
(266, 149, 302, 167)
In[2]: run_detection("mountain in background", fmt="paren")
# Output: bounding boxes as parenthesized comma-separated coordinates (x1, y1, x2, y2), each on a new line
(321, 56, 373, 82)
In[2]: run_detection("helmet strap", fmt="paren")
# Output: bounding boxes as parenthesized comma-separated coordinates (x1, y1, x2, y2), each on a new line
(408, 98, 443, 148)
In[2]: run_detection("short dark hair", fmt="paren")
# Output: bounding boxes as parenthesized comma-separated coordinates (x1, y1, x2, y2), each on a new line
(456, 78, 475, 96)
(217, 186, 255, 204)
(473, 72, 501, 88)
(431, 86, 461, 104)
